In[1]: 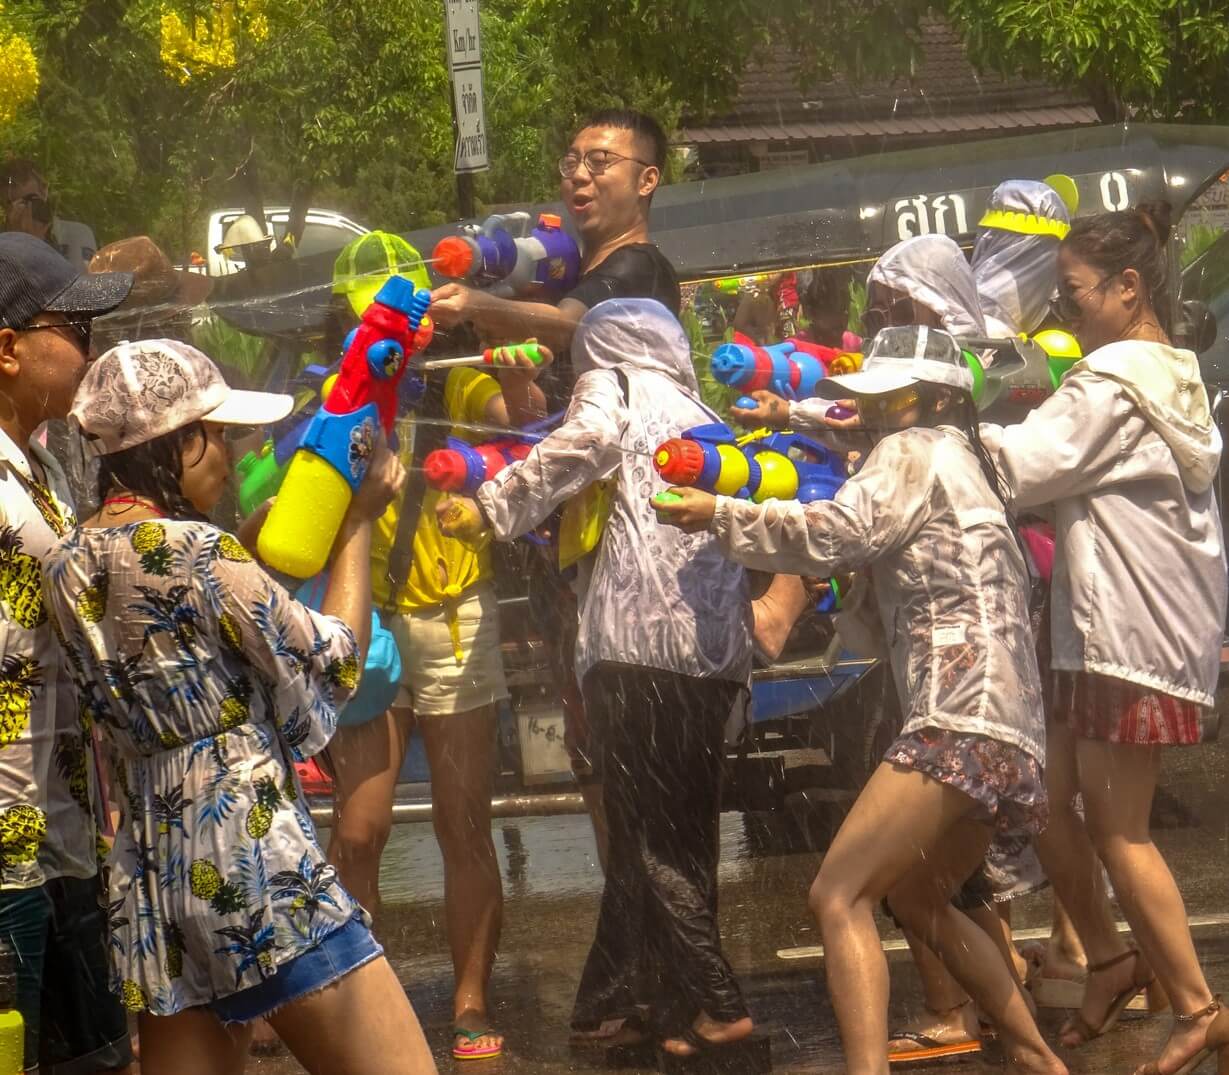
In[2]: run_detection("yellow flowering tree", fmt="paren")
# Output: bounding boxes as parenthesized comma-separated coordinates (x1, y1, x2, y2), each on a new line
(159, 0, 268, 84)
(0, 2, 39, 127)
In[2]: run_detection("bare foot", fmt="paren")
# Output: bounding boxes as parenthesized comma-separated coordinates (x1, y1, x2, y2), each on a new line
(1060, 950, 1150, 1047)
(888, 1002, 979, 1053)
(1005, 1049, 1068, 1075)
(1132, 1004, 1218, 1075)
(661, 1013, 753, 1057)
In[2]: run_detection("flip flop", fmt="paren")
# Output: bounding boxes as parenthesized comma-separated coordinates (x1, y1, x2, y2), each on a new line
(887, 1032, 982, 1066)
(452, 1025, 503, 1062)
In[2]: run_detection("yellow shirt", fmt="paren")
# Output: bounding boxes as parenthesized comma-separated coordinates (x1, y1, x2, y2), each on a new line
(371, 367, 503, 614)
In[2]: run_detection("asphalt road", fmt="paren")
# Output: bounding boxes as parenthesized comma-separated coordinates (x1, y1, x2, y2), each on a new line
(253, 736, 1229, 1073)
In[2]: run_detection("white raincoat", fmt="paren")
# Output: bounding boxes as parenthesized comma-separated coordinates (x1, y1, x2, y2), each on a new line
(789, 235, 986, 431)
(972, 180, 1069, 337)
(707, 424, 1044, 759)
(476, 299, 752, 685)
(983, 340, 1227, 705)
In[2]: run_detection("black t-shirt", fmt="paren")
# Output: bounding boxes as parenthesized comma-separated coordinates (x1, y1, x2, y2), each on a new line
(544, 243, 681, 402)
(566, 243, 680, 318)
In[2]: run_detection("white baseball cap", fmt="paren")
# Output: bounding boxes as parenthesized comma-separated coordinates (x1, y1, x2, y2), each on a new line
(818, 326, 974, 397)
(72, 338, 293, 455)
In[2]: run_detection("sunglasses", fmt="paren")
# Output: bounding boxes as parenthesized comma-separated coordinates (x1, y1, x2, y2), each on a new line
(1050, 274, 1117, 324)
(17, 319, 92, 355)
(558, 149, 653, 178)
(862, 295, 916, 338)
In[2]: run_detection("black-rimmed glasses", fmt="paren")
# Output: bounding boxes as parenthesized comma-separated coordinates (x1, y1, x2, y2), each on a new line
(16, 319, 92, 355)
(559, 149, 653, 178)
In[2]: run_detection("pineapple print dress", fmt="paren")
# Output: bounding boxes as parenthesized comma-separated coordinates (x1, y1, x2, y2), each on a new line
(44, 518, 367, 1016)
(0, 428, 99, 891)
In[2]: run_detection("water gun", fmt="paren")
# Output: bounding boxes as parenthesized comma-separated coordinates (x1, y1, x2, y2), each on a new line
(233, 355, 430, 518)
(653, 423, 846, 505)
(424, 436, 536, 497)
(258, 276, 432, 577)
(652, 427, 847, 613)
(420, 342, 546, 371)
(432, 212, 580, 300)
(958, 328, 1082, 411)
(712, 273, 772, 296)
(712, 337, 862, 406)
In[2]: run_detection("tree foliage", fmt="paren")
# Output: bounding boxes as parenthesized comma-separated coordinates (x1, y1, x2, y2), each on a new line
(946, 0, 1229, 123)
(2, 0, 1227, 261)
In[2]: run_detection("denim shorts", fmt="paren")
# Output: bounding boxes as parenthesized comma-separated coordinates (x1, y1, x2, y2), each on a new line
(208, 915, 383, 1025)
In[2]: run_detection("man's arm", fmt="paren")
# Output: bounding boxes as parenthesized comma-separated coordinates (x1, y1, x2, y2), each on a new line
(429, 284, 587, 352)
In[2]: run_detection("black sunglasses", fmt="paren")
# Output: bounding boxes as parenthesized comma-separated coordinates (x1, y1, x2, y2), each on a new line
(1051, 274, 1117, 324)
(862, 295, 916, 338)
(16, 319, 92, 355)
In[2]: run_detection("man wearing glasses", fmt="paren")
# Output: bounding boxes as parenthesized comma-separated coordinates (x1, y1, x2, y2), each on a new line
(0, 232, 136, 1074)
(429, 109, 680, 359)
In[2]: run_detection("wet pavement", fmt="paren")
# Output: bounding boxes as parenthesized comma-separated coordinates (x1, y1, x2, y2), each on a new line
(253, 737, 1229, 1073)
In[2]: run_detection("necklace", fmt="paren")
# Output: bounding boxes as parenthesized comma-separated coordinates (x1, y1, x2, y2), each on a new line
(102, 495, 164, 515)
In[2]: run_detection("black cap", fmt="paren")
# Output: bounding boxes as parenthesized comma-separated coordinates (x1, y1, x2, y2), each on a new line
(0, 232, 133, 330)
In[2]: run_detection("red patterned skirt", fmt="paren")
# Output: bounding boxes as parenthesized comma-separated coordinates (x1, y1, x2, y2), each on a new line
(1052, 670, 1206, 746)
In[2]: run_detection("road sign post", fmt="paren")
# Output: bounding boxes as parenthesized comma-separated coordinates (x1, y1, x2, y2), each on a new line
(444, 0, 488, 217)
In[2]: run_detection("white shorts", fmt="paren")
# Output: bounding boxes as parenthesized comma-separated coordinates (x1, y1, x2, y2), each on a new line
(387, 584, 509, 717)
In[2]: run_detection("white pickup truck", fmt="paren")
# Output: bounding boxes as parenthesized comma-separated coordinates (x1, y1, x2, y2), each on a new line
(189, 206, 369, 276)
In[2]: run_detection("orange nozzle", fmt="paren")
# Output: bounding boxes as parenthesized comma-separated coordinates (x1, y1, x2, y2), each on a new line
(653, 439, 704, 485)
(538, 212, 562, 229)
(433, 236, 475, 279)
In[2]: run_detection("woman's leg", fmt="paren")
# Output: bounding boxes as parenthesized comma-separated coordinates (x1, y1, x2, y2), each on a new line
(1076, 740, 1217, 1073)
(417, 705, 503, 1051)
(1032, 719, 1137, 1028)
(327, 708, 414, 919)
(268, 955, 438, 1075)
(137, 1009, 252, 1075)
(891, 933, 979, 1047)
(810, 761, 1062, 1075)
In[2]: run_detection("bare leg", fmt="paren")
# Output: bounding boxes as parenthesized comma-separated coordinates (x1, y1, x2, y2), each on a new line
(269, 956, 438, 1075)
(1045, 896, 1087, 978)
(137, 1008, 252, 1075)
(751, 574, 811, 661)
(1076, 740, 1216, 1074)
(327, 708, 413, 919)
(1033, 719, 1139, 1037)
(810, 762, 1063, 1075)
(891, 934, 978, 1049)
(418, 705, 504, 1054)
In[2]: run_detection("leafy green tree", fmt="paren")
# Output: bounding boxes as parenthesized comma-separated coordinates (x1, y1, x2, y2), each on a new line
(946, 0, 1229, 122)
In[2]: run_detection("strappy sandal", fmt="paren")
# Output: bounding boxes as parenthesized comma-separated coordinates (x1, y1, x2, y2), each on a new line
(1135, 996, 1227, 1075)
(1060, 947, 1162, 1047)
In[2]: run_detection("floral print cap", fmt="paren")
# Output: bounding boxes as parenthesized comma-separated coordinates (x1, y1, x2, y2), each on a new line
(71, 338, 292, 455)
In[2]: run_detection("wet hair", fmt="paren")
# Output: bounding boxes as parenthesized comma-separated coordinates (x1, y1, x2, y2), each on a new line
(1063, 201, 1174, 332)
(94, 422, 209, 522)
(913, 384, 1015, 518)
(580, 109, 668, 171)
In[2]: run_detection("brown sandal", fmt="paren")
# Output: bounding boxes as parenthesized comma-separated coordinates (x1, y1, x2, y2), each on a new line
(1060, 947, 1161, 1047)
(1135, 996, 1224, 1075)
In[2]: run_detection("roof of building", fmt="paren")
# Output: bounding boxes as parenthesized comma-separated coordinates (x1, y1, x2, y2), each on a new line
(680, 16, 1098, 145)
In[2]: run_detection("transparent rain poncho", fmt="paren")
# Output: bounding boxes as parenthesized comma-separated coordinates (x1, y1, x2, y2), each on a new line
(971, 179, 1070, 337)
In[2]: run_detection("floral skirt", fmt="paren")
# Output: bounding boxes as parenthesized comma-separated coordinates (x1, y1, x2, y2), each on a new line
(885, 727, 1048, 838)
(1052, 670, 1206, 746)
